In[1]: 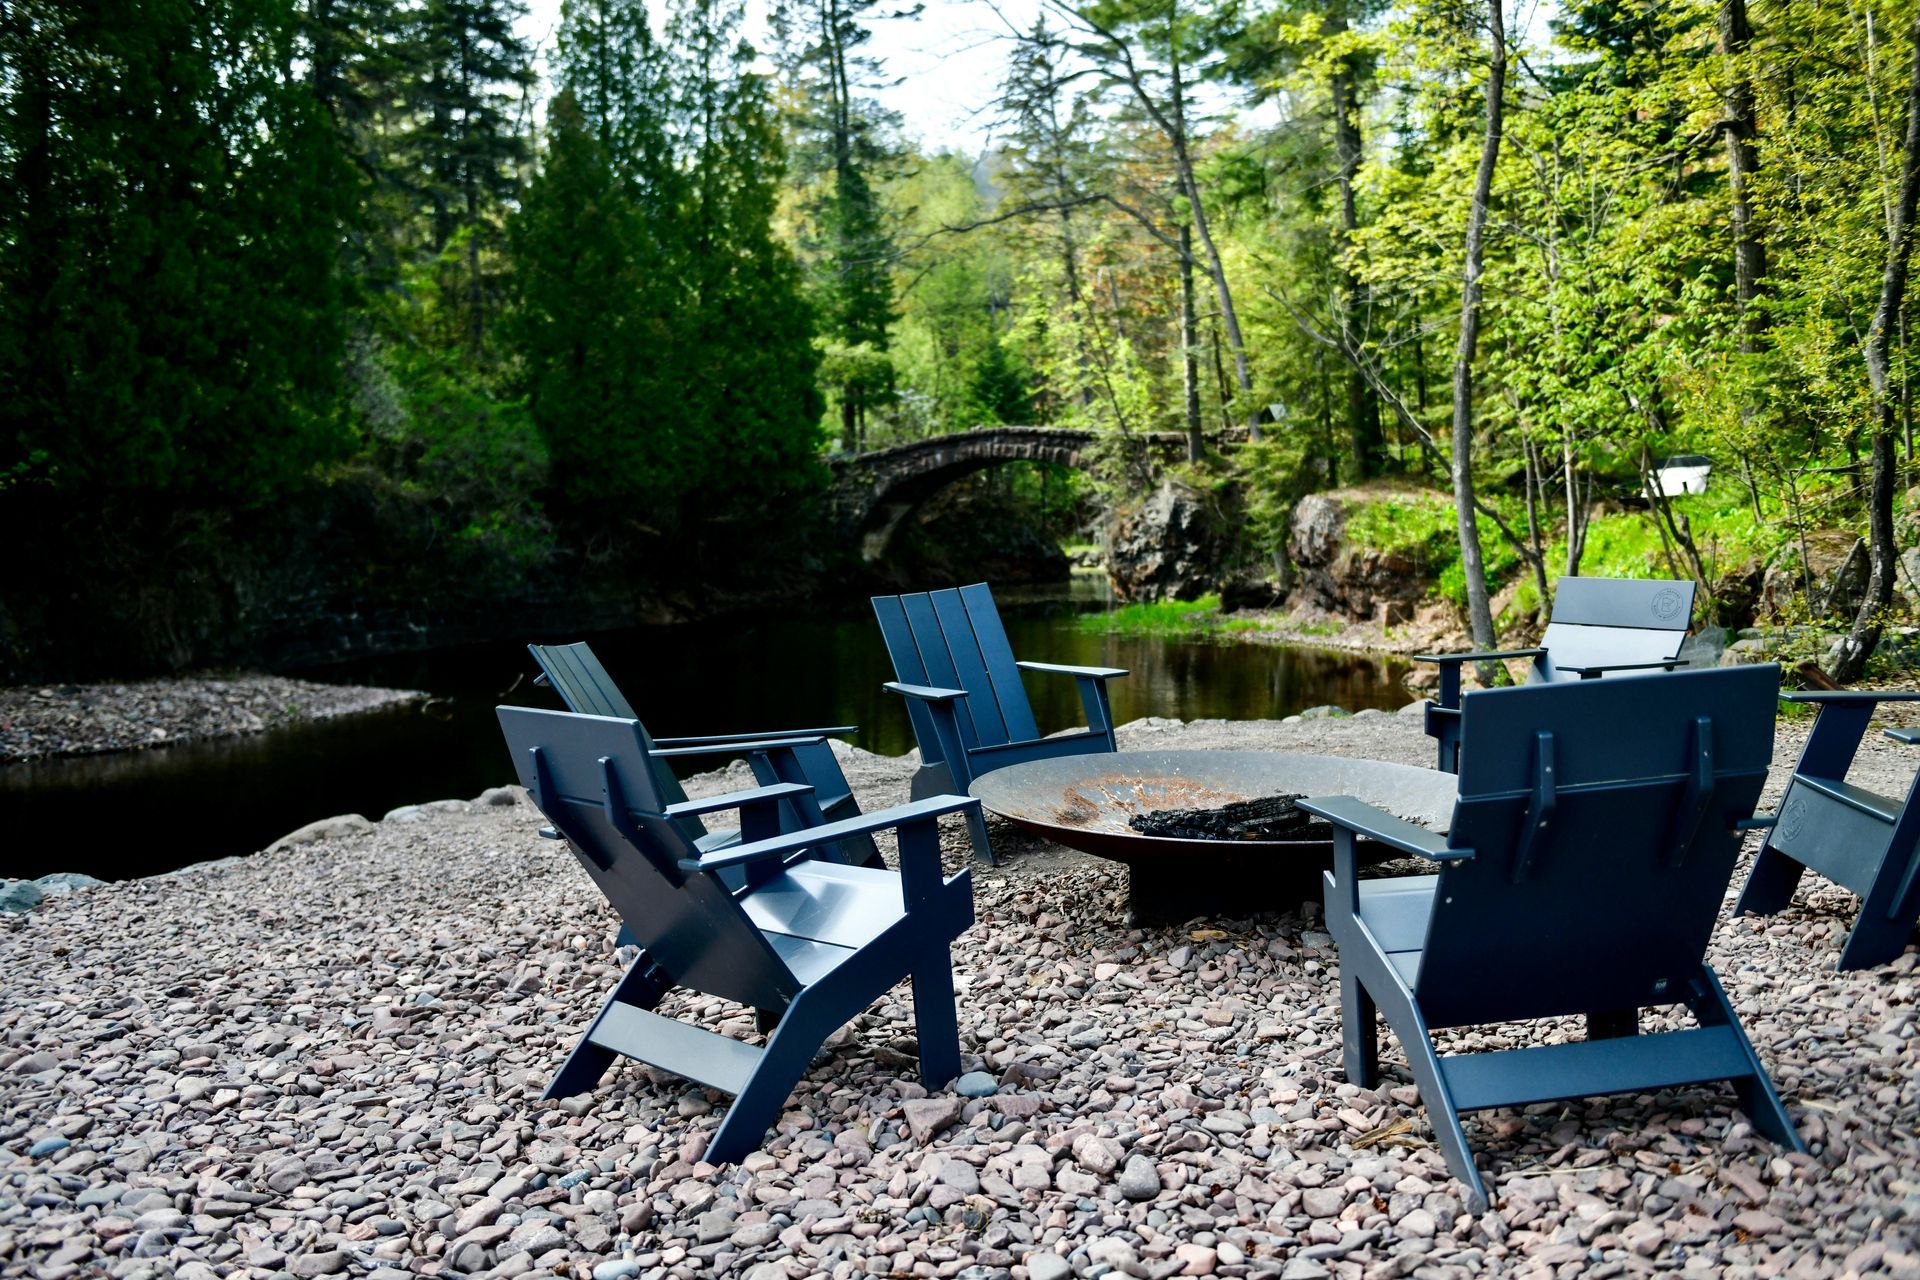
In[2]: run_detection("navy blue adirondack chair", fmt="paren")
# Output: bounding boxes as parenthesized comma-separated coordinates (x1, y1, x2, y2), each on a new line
(1735, 690, 1920, 971)
(1417, 576, 1697, 773)
(497, 705, 979, 1164)
(873, 583, 1127, 826)
(1299, 665, 1802, 1210)
(528, 641, 882, 870)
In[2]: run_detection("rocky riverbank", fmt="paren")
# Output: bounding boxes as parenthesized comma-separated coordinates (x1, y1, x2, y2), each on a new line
(2, 712, 1917, 1280)
(0, 676, 423, 763)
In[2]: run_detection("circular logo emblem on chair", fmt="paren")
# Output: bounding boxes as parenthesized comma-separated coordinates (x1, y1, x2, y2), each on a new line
(1779, 796, 1805, 844)
(1652, 587, 1684, 621)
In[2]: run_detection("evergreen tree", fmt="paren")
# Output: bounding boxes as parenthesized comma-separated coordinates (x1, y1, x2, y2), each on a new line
(1, 0, 356, 502)
(393, 0, 536, 359)
(671, 0, 824, 506)
(510, 0, 684, 518)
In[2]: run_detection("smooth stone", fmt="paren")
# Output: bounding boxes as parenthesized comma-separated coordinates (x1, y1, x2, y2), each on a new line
(0, 880, 45, 913)
(955, 1071, 999, 1098)
(593, 1261, 642, 1280)
(1026, 1254, 1071, 1280)
(1117, 1155, 1161, 1202)
(29, 1137, 71, 1157)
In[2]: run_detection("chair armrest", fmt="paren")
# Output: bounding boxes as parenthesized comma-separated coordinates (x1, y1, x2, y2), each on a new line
(664, 781, 814, 820)
(683, 795, 980, 872)
(655, 726, 856, 746)
(1016, 660, 1130, 680)
(1411, 648, 1545, 667)
(1296, 795, 1471, 862)
(1558, 659, 1689, 677)
(1885, 728, 1920, 745)
(885, 681, 969, 702)
(1784, 691, 1920, 703)
(650, 736, 826, 760)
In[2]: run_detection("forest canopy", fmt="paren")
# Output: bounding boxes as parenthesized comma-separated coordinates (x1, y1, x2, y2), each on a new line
(3, 0, 1919, 675)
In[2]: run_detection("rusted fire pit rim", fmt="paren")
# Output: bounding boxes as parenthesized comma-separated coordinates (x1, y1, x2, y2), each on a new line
(967, 749, 1455, 864)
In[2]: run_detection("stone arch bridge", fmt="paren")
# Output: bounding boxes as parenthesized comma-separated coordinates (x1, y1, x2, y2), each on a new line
(827, 426, 1189, 561)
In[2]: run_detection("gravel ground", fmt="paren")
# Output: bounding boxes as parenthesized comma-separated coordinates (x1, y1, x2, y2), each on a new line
(3, 710, 1918, 1280)
(0, 678, 424, 763)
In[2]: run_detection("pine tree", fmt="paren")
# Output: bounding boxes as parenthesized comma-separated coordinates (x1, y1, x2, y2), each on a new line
(671, 0, 823, 509)
(393, 0, 536, 359)
(510, 0, 685, 519)
(1, 0, 356, 502)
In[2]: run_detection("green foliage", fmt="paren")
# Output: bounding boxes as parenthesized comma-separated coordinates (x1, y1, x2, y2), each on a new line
(0, 0, 357, 504)
(1079, 594, 1269, 640)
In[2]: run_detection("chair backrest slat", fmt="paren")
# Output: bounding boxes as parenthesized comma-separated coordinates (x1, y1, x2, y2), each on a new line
(497, 706, 801, 1011)
(1549, 577, 1696, 631)
(528, 642, 637, 717)
(1413, 665, 1779, 1029)
(873, 584, 1042, 752)
(959, 583, 1042, 743)
(1531, 578, 1697, 684)
(528, 642, 698, 827)
(929, 589, 1011, 748)
(896, 591, 983, 749)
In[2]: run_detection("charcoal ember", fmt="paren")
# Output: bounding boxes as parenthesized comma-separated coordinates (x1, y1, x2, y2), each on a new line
(1128, 792, 1324, 841)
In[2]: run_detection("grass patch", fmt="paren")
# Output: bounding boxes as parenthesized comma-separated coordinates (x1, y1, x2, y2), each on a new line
(1079, 595, 1269, 640)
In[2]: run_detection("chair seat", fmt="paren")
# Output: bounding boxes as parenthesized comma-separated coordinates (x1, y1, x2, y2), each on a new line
(1357, 874, 1437, 989)
(744, 861, 906, 949)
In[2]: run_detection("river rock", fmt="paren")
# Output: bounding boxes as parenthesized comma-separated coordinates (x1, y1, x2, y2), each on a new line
(1027, 1253, 1071, 1280)
(267, 814, 374, 852)
(1117, 1155, 1161, 1201)
(904, 1097, 963, 1143)
(955, 1070, 998, 1098)
(35, 872, 104, 894)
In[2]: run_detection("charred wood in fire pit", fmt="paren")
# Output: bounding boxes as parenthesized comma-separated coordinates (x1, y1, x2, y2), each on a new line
(1128, 793, 1326, 842)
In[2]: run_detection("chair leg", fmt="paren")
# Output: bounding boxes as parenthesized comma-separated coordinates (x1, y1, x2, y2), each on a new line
(706, 1004, 839, 1166)
(1340, 966, 1379, 1089)
(1690, 968, 1805, 1155)
(911, 953, 963, 1089)
(964, 806, 996, 867)
(1835, 912, 1917, 972)
(545, 954, 672, 1101)
(1586, 1009, 1639, 1040)
(1734, 842, 1807, 918)
(1372, 998, 1487, 1213)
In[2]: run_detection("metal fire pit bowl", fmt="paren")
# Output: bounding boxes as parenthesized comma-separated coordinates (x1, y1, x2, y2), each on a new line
(968, 750, 1456, 924)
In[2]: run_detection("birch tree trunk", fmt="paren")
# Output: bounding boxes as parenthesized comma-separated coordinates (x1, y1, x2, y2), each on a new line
(1180, 222, 1203, 462)
(1832, 14, 1920, 680)
(1327, 6, 1382, 474)
(1450, 0, 1507, 652)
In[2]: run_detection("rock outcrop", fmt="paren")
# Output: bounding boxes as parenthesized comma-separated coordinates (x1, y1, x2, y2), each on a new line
(1105, 482, 1246, 602)
(1285, 493, 1429, 625)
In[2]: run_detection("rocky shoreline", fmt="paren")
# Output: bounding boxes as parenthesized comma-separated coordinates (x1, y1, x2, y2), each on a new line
(0, 675, 423, 763)
(2, 711, 1918, 1280)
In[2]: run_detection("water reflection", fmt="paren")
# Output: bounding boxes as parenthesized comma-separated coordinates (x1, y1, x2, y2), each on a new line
(1, 584, 1409, 879)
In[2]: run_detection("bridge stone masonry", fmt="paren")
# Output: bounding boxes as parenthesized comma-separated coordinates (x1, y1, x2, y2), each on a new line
(826, 425, 1192, 561)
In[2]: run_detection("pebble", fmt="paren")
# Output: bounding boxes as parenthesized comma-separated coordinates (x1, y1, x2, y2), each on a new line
(955, 1070, 999, 1097)
(0, 674, 420, 763)
(0, 713, 1912, 1280)
(1117, 1154, 1161, 1201)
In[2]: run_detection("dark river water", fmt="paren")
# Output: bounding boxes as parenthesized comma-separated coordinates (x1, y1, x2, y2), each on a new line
(2, 580, 1411, 880)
